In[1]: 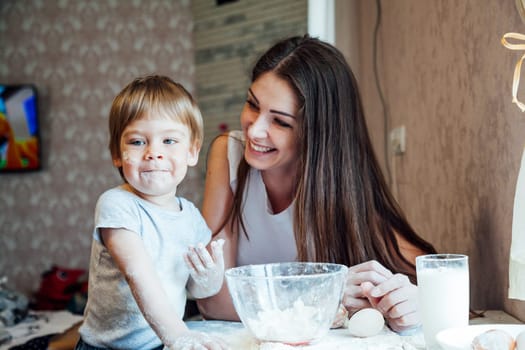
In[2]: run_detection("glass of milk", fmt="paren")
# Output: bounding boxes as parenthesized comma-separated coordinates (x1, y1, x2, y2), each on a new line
(416, 254, 469, 349)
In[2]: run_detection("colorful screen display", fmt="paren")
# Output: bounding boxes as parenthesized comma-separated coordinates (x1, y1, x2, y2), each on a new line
(0, 84, 40, 172)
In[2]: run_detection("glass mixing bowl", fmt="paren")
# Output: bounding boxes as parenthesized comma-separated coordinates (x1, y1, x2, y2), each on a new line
(225, 262, 348, 345)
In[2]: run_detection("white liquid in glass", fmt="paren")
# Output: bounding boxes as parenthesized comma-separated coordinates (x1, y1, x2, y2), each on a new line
(418, 266, 469, 347)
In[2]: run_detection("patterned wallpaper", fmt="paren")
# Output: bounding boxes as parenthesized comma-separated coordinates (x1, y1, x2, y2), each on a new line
(0, 0, 199, 295)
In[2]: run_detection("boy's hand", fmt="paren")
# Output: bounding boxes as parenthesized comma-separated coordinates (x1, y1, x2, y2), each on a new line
(168, 330, 230, 350)
(184, 239, 225, 298)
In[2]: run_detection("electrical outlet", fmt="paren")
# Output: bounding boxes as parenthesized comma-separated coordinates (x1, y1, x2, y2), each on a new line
(390, 125, 406, 155)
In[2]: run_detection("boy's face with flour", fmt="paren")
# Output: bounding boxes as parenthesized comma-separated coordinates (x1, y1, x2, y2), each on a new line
(113, 114, 198, 208)
(108, 76, 203, 209)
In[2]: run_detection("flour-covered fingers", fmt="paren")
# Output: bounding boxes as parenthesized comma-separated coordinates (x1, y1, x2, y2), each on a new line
(184, 246, 207, 273)
(196, 243, 215, 268)
(183, 248, 198, 271)
(169, 332, 230, 350)
(210, 239, 225, 268)
(181, 345, 205, 350)
(185, 240, 226, 298)
(203, 335, 230, 350)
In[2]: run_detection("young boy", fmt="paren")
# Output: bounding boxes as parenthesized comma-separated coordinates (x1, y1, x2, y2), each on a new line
(77, 75, 228, 350)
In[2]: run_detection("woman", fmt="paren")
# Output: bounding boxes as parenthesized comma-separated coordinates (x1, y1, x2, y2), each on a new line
(197, 35, 436, 333)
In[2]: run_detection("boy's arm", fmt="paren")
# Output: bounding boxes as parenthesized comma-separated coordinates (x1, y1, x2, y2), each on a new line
(100, 227, 189, 347)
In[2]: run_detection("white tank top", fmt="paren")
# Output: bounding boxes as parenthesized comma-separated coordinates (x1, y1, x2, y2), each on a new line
(227, 131, 297, 266)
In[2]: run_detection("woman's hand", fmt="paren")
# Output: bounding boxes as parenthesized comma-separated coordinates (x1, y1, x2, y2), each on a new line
(343, 260, 393, 314)
(343, 260, 420, 333)
(361, 274, 420, 333)
(168, 331, 230, 350)
(184, 239, 225, 299)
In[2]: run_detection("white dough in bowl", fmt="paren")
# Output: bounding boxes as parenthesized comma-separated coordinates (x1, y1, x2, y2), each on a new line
(347, 308, 385, 337)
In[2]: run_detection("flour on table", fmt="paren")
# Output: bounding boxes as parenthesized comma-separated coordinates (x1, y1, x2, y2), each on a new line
(185, 320, 426, 350)
(215, 326, 425, 350)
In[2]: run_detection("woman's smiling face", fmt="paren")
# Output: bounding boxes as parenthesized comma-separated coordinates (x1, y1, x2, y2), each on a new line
(240, 72, 300, 174)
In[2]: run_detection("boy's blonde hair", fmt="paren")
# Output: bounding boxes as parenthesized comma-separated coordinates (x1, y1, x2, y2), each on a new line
(108, 75, 203, 163)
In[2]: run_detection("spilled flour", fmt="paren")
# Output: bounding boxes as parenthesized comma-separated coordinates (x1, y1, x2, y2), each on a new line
(185, 320, 426, 350)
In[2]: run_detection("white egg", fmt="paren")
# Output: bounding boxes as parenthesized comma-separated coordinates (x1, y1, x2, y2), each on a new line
(347, 308, 385, 337)
(516, 330, 525, 350)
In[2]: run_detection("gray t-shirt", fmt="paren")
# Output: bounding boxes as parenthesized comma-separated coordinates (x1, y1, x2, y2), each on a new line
(79, 186, 211, 349)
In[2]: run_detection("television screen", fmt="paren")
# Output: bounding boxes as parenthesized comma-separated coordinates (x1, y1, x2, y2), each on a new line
(0, 84, 40, 172)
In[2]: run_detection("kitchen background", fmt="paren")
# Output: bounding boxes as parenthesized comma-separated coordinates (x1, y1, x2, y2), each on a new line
(1, 0, 524, 321)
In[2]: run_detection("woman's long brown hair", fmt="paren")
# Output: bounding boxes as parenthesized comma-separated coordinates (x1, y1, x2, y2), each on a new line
(222, 35, 436, 283)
